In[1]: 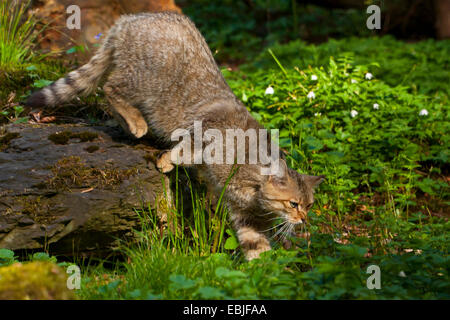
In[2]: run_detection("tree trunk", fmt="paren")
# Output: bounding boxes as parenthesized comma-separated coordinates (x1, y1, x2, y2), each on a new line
(435, 0, 450, 39)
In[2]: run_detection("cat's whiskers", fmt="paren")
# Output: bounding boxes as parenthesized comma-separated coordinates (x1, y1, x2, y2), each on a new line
(285, 223, 295, 242)
(273, 221, 295, 244)
(267, 216, 283, 222)
(262, 220, 287, 233)
(271, 221, 290, 240)
(259, 211, 277, 216)
(279, 223, 291, 242)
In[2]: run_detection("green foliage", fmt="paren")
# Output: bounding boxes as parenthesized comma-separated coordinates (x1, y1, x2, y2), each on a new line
(0, 250, 61, 267)
(182, 1, 371, 62)
(247, 36, 450, 98)
(77, 36, 448, 300)
(224, 229, 239, 250)
(0, 249, 17, 266)
(225, 49, 449, 222)
(1, 2, 447, 299)
(0, 0, 39, 69)
(32, 79, 53, 88)
(131, 167, 232, 256)
(30, 252, 58, 264)
(78, 231, 449, 300)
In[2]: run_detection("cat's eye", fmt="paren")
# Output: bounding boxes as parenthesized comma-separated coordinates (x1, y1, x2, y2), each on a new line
(289, 201, 298, 209)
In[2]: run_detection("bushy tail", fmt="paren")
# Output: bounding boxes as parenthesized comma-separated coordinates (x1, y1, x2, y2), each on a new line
(25, 40, 114, 108)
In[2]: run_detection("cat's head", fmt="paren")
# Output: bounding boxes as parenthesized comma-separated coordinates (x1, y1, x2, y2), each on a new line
(259, 159, 325, 224)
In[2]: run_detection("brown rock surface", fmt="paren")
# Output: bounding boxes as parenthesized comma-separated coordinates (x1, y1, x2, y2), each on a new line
(0, 123, 165, 257)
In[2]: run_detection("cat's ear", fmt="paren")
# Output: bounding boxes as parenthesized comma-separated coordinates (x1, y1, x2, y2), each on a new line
(302, 174, 325, 188)
(266, 159, 288, 186)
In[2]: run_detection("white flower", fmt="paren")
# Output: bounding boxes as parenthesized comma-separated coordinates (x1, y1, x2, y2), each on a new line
(264, 86, 274, 95)
(351, 79, 357, 84)
(307, 91, 315, 99)
(314, 112, 321, 117)
(365, 73, 373, 80)
(398, 271, 407, 278)
(419, 109, 428, 116)
(350, 110, 358, 118)
(311, 75, 318, 81)
(373, 103, 379, 110)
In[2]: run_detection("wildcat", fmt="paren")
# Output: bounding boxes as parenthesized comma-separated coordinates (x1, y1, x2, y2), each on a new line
(26, 12, 324, 260)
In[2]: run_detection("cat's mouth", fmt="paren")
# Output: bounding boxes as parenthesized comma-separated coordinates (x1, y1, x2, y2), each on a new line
(288, 217, 305, 225)
(278, 212, 306, 225)
(265, 210, 307, 226)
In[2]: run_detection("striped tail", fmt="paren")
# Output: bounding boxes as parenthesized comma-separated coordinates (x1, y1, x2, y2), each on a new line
(25, 41, 114, 108)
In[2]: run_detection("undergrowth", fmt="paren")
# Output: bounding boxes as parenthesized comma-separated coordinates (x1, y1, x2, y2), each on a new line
(74, 40, 449, 300)
(0, 2, 448, 300)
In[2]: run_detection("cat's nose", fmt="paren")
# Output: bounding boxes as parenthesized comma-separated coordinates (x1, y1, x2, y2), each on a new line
(295, 211, 307, 223)
(293, 216, 305, 224)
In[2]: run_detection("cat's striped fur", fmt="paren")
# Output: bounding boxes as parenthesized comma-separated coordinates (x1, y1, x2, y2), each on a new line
(26, 12, 324, 260)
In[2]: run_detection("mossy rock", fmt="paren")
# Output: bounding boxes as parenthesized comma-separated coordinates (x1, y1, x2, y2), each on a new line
(0, 123, 165, 257)
(0, 262, 75, 300)
(48, 131, 99, 145)
(0, 132, 20, 151)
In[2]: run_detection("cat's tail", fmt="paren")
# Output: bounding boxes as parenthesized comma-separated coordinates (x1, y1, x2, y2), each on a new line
(25, 34, 115, 108)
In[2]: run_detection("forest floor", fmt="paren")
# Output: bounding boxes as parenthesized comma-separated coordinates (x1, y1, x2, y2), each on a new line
(0, 2, 449, 299)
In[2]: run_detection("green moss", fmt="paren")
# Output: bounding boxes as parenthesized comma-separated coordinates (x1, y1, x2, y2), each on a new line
(47, 156, 138, 191)
(32, 182, 47, 189)
(48, 131, 72, 145)
(0, 59, 67, 125)
(73, 131, 98, 142)
(0, 262, 75, 300)
(0, 132, 20, 151)
(48, 131, 98, 145)
(0, 69, 29, 97)
(84, 145, 100, 153)
(14, 196, 55, 224)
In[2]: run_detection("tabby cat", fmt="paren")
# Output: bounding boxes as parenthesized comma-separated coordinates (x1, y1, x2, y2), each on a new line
(26, 12, 324, 260)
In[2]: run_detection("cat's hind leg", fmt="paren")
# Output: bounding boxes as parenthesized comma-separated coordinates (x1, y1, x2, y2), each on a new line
(103, 84, 148, 139)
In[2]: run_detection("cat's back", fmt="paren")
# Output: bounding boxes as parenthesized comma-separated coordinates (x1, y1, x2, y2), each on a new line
(109, 12, 230, 106)
(112, 12, 217, 73)
(113, 12, 201, 44)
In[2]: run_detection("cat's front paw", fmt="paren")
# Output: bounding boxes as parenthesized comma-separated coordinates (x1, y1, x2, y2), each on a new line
(237, 226, 271, 261)
(156, 151, 174, 173)
(245, 245, 271, 261)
